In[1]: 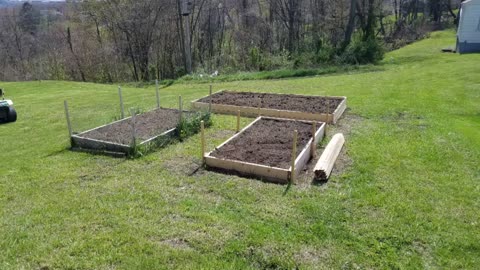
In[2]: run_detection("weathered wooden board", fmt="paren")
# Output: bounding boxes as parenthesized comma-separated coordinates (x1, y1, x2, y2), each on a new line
(333, 98, 347, 124)
(205, 156, 291, 184)
(138, 128, 176, 146)
(205, 116, 326, 184)
(292, 122, 326, 183)
(72, 128, 176, 155)
(71, 135, 131, 154)
(191, 91, 347, 124)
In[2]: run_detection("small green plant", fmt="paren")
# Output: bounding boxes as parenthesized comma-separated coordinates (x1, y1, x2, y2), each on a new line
(176, 111, 212, 141)
(130, 107, 145, 115)
(129, 134, 172, 158)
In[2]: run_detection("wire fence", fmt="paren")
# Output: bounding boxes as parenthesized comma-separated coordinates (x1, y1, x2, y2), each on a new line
(66, 83, 171, 135)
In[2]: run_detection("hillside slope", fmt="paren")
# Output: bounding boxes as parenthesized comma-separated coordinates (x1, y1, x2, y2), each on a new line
(0, 30, 479, 269)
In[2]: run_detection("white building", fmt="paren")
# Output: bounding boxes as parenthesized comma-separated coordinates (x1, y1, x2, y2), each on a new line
(457, 0, 480, 53)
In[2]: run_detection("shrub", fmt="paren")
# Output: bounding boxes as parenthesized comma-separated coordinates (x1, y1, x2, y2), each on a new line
(248, 46, 262, 70)
(340, 36, 385, 65)
(292, 52, 315, 68)
(176, 111, 212, 141)
(267, 50, 292, 70)
(314, 39, 336, 64)
(246, 48, 293, 71)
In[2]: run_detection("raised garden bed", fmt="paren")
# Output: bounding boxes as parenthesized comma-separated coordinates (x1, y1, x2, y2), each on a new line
(71, 108, 207, 157)
(192, 91, 347, 124)
(205, 117, 326, 184)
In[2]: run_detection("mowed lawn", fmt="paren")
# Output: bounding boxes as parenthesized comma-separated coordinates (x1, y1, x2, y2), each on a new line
(1, 30, 479, 269)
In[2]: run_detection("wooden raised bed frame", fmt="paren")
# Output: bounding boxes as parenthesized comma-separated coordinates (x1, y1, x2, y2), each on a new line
(204, 117, 326, 184)
(71, 108, 177, 156)
(191, 91, 347, 124)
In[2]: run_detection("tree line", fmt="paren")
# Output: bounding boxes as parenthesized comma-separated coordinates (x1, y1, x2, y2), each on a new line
(0, 0, 460, 82)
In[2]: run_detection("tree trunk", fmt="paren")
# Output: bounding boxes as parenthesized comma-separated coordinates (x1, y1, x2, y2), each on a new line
(66, 27, 86, 82)
(344, 0, 357, 48)
(364, 0, 376, 40)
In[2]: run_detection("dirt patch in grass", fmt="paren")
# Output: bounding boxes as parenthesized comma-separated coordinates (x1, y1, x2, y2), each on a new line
(296, 111, 362, 185)
(210, 118, 321, 169)
(412, 240, 435, 268)
(80, 108, 182, 145)
(294, 246, 332, 266)
(328, 109, 363, 135)
(199, 91, 344, 114)
(325, 111, 361, 176)
(160, 238, 192, 250)
(163, 156, 202, 176)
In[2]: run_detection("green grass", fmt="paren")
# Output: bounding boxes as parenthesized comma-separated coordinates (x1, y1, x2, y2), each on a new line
(175, 65, 384, 84)
(0, 30, 479, 269)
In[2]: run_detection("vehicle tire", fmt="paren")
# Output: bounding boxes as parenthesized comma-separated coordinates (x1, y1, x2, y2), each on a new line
(7, 106, 17, 122)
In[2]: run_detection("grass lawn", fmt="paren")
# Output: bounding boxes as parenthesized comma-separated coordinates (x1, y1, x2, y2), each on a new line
(0, 30, 479, 269)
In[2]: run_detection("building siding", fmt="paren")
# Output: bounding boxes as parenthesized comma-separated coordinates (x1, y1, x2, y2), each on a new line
(457, 0, 480, 52)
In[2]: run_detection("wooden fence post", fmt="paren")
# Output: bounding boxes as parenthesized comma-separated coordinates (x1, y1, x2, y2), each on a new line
(209, 84, 213, 113)
(156, 79, 160, 109)
(131, 109, 136, 145)
(236, 110, 241, 133)
(201, 120, 205, 164)
(64, 100, 72, 138)
(327, 98, 331, 125)
(311, 122, 317, 158)
(118, 86, 125, 119)
(290, 130, 298, 184)
(179, 96, 183, 123)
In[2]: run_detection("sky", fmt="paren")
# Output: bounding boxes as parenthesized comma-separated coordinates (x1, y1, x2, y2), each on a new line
(7, 0, 66, 2)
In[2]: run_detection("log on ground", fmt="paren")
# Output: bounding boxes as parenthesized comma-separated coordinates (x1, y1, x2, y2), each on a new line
(314, 133, 345, 181)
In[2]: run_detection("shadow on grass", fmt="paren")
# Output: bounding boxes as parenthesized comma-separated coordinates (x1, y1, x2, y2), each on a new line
(283, 182, 292, 195)
(201, 166, 291, 188)
(0, 120, 16, 125)
(311, 179, 329, 187)
(44, 148, 69, 158)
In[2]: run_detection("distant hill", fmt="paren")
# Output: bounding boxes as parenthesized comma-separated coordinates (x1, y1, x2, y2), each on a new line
(0, 0, 65, 6)
(0, 0, 66, 8)
(6, 0, 65, 2)
(0, 0, 12, 7)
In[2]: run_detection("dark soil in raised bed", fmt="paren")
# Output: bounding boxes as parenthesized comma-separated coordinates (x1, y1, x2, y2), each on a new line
(210, 118, 321, 169)
(79, 108, 183, 145)
(199, 91, 344, 114)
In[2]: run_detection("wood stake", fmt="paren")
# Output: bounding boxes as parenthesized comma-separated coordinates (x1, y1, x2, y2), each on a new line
(156, 79, 160, 109)
(201, 120, 205, 164)
(311, 122, 317, 158)
(209, 85, 213, 113)
(179, 95, 183, 123)
(290, 130, 298, 184)
(131, 109, 137, 145)
(326, 98, 330, 132)
(314, 133, 345, 181)
(118, 86, 125, 119)
(236, 110, 241, 133)
(64, 100, 72, 138)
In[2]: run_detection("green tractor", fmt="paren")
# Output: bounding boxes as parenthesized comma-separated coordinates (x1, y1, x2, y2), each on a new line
(0, 88, 17, 123)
